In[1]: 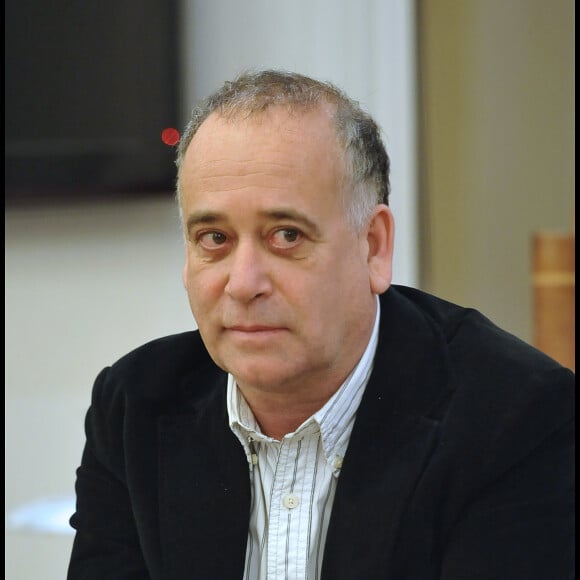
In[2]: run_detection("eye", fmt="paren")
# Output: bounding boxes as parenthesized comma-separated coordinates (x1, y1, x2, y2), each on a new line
(198, 231, 228, 249)
(270, 228, 303, 249)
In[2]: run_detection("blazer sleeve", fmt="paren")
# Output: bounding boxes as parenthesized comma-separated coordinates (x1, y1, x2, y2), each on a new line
(440, 368, 575, 580)
(67, 367, 151, 580)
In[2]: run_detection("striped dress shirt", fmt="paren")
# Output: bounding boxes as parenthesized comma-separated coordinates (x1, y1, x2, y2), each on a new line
(227, 299, 380, 579)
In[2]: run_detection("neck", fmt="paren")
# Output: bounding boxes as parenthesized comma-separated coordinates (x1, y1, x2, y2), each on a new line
(239, 387, 333, 440)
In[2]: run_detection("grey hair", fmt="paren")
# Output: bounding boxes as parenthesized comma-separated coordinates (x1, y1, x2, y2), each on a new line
(175, 69, 390, 231)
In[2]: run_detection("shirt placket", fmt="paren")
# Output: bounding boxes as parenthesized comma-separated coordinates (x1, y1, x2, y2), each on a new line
(267, 436, 311, 580)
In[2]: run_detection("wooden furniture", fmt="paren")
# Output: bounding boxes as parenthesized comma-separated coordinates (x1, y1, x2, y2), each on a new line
(532, 231, 575, 371)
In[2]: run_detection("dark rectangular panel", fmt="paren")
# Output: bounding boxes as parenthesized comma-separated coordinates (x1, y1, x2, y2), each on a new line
(5, 0, 180, 201)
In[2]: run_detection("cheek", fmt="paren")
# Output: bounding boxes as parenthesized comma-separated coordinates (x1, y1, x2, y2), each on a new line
(183, 262, 224, 313)
(319, 245, 367, 291)
(311, 254, 371, 320)
(284, 271, 343, 334)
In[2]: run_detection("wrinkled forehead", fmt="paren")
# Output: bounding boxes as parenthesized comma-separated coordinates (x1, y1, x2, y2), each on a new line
(183, 100, 338, 155)
(184, 105, 344, 169)
(177, 106, 351, 218)
(175, 105, 351, 221)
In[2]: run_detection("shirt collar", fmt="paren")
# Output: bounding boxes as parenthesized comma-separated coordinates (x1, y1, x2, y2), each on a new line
(228, 296, 381, 466)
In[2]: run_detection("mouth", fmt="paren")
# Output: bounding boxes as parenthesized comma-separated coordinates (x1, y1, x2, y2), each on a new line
(226, 325, 286, 333)
(224, 325, 288, 341)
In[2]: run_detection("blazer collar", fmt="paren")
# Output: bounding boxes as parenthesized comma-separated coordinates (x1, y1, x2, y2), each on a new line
(322, 286, 453, 579)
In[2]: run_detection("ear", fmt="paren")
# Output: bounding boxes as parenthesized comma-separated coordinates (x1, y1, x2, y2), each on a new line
(365, 204, 395, 294)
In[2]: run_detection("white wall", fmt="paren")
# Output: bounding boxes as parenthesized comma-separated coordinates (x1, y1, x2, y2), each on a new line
(5, 196, 193, 579)
(5, 3, 418, 578)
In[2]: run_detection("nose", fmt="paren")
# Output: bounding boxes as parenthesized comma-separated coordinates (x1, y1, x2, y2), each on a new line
(224, 240, 273, 303)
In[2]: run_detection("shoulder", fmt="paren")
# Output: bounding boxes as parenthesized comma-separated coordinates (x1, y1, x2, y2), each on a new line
(386, 285, 574, 460)
(89, 330, 224, 412)
(383, 286, 574, 490)
(383, 285, 574, 428)
(388, 284, 573, 377)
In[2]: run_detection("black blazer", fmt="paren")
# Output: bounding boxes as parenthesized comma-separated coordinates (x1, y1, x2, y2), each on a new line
(68, 286, 575, 579)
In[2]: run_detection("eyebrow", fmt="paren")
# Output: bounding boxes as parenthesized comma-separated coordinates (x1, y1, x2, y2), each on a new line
(186, 211, 224, 233)
(186, 208, 322, 237)
(260, 208, 322, 237)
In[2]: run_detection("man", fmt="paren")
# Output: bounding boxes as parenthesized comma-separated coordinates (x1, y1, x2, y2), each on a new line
(68, 70, 574, 579)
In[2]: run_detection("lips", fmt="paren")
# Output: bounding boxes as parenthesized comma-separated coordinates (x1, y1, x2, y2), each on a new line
(226, 325, 285, 332)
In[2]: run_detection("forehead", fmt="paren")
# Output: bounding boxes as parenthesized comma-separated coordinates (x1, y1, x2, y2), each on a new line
(184, 106, 340, 169)
(178, 106, 347, 213)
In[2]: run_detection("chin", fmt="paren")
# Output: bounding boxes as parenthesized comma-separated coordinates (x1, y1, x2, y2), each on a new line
(214, 341, 303, 386)
(226, 359, 302, 392)
(231, 368, 285, 391)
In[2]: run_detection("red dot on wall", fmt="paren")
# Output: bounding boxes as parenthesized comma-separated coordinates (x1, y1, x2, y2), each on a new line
(161, 127, 180, 146)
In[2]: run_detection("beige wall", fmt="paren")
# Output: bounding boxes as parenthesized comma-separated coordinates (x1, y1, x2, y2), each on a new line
(417, 0, 575, 343)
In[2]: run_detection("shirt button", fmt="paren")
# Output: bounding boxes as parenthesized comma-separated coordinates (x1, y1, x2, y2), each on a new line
(282, 493, 300, 509)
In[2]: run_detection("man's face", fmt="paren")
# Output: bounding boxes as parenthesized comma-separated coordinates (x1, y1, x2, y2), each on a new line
(180, 106, 389, 399)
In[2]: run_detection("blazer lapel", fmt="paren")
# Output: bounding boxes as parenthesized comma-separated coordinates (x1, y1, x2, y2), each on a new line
(323, 288, 453, 579)
(157, 370, 251, 580)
